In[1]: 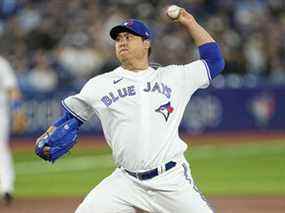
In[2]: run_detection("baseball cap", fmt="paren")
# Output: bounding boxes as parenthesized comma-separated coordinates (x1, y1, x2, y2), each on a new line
(110, 19, 152, 40)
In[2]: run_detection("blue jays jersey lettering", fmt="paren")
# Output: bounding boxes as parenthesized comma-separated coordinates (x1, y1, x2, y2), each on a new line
(143, 82, 172, 98)
(101, 82, 172, 107)
(63, 60, 209, 171)
(101, 85, 136, 107)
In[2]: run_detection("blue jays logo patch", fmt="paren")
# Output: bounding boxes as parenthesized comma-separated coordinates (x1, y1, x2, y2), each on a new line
(155, 102, 174, 122)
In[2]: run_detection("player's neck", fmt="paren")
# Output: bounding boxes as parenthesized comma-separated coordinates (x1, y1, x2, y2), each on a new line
(121, 59, 149, 72)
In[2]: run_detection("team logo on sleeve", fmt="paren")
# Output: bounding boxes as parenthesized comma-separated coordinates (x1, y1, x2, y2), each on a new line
(155, 102, 174, 122)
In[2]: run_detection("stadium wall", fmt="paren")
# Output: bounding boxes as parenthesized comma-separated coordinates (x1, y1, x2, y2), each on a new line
(11, 86, 285, 137)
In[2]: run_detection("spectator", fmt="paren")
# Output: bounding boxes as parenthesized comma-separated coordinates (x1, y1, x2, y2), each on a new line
(0, 0, 284, 91)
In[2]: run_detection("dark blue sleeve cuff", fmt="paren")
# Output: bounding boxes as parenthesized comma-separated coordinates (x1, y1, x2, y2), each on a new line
(198, 42, 225, 79)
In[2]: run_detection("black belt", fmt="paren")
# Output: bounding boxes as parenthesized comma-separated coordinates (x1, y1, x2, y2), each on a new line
(125, 161, 177, 180)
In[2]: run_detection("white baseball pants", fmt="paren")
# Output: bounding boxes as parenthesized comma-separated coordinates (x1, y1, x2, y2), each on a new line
(0, 107, 14, 194)
(75, 158, 214, 213)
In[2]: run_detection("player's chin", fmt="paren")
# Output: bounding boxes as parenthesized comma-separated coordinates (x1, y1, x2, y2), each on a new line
(118, 52, 130, 61)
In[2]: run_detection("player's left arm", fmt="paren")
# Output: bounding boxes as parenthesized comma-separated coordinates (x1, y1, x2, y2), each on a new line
(35, 105, 83, 162)
(35, 78, 97, 163)
(173, 7, 225, 79)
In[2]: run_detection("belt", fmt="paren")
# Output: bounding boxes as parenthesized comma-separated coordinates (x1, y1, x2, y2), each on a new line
(125, 161, 177, 181)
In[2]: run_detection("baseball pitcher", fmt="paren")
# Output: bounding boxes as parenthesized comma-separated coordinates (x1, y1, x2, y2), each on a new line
(35, 6, 225, 213)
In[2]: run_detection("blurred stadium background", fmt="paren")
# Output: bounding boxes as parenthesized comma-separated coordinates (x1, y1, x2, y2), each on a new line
(0, 0, 284, 212)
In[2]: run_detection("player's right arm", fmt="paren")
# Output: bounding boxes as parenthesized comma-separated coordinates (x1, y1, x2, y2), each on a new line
(180, 8, 224, 79)
(176, 8, 215, 46)
(168, 6, 225, 82)
(177, 9, 225, 80)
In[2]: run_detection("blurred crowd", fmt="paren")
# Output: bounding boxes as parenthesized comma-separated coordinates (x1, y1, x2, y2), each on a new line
(0, 0, 284, 93)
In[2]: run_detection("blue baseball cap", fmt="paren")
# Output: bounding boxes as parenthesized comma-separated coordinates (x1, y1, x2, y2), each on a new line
(110, 19, 152, 40)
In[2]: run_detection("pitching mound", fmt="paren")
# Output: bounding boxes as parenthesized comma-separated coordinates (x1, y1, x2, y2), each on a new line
(1, 196, 285, 213)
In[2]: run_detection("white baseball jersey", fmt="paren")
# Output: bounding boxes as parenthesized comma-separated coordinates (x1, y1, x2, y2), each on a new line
(63, 59, 210, 172)
(0, 57, 17, 111)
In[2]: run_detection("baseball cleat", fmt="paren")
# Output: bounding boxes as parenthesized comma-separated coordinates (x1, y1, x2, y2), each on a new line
(2, 192, 13, 205)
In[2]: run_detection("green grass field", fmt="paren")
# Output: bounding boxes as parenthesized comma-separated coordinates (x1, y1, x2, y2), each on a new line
(13, 140, 285, 198)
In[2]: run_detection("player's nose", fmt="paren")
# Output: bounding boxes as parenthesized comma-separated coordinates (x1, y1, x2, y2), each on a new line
(118, 41, 128, 50)
(119, 39, 127, 46)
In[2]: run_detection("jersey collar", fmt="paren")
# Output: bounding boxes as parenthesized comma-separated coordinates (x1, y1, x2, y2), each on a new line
(116, 66, 155, 81)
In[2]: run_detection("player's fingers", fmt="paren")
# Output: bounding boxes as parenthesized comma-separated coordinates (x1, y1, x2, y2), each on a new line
(177, 9, 195, 24)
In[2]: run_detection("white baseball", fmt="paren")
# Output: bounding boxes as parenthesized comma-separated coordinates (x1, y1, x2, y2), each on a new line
(167, 5, 182, 19)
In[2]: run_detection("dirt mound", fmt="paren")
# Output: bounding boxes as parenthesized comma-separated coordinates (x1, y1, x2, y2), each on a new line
(1, 196, 285, 213)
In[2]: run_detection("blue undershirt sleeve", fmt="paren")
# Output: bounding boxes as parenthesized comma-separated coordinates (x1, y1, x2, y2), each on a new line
(52, 106, 83, 128)
(198, 42, 225, 79)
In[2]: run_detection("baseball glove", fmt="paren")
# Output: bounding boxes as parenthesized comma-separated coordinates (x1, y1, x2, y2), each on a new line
(35, 118, 80, 162)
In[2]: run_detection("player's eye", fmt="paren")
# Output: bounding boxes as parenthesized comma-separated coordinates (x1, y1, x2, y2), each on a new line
(116, 36, 124, 42)
(126, 33, 135, 41)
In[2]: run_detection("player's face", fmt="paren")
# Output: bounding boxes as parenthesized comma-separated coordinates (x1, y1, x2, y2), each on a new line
(115, 32, 149, 63)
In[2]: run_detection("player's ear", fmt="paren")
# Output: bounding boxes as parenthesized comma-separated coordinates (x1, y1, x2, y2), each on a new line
(143, 39, 151, 50)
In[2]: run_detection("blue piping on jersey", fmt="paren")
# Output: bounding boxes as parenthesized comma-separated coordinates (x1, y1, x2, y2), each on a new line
(182, 163, 215, 212)
(52, 102, 84, 128)
(201, 59, 212, 81)
(199, 42, 225, 79)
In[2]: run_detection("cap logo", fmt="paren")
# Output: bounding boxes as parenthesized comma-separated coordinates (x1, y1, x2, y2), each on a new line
(124, 20, 134, 27)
